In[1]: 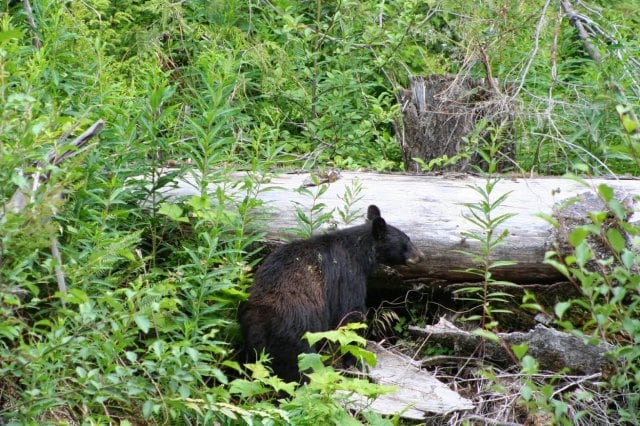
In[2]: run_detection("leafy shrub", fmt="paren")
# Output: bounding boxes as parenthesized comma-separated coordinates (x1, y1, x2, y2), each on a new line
(2, 0, 640, 423)
(545, 180, 640, 422)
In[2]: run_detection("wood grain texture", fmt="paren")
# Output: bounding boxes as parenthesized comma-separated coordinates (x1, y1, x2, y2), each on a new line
(343, 341, 474, 419)
(169, 171, 640, 283)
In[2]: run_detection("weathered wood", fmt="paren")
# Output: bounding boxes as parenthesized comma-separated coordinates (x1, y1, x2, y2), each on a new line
(22, 0, 42, 49)
(169, 171, 640, 283)
(342, 341, 473, 419)
(409, 317, 612, 375)
(561, 0, 601, 63)
(397, 75, 514, 172)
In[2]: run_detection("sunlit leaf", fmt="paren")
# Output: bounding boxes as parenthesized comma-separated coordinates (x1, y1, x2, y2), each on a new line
(134, 314, 151, 333)
(158, 202, 189, 222)
(606, 228, 626, 253)
(511, 343, 529, 360)
(555, 301, 572, 319)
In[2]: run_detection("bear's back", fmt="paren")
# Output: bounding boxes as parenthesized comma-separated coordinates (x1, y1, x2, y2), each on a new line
(250, 224, 374, 294)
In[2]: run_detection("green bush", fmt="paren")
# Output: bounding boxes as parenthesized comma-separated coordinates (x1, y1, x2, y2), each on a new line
(545, 180, 640, 422)
(2, 0, 640, 423)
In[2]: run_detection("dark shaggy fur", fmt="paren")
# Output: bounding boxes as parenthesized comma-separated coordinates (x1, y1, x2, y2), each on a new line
(239, 205, 423, 381)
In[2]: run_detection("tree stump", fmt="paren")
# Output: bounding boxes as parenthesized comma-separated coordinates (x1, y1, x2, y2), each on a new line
(397, 74, 514, 173)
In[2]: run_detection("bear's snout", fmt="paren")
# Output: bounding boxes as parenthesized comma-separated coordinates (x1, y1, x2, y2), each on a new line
(406, 242, 424, 265)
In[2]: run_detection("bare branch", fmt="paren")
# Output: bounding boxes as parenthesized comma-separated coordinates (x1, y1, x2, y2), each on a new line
(1, 119, 104, 298)
(48, 119, 105, 167)
(513, 0, 552, 97)
(2, 119, 104, 217)
(50, 237, 67, 302)
(560, 0, 601, 62)
(22, 0, 42, 49)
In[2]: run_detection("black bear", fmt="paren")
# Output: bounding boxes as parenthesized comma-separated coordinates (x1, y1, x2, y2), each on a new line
(239, 205, 423, 382)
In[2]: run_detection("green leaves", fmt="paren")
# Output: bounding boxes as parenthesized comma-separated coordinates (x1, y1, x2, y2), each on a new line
(456, 173, 518, 330)
(616, 105, 639, 135)
(606, 228, 626, 253)
(472, 328, 499, 342)
(511, 343, 529, 360)
(543, 182, 640, 423)
(0, 29, 22, 43)
(158, 202, 189, 223)
(291, 179, 336, 238)
(134, 313, 151, 334)
(554, 301, 572, 320)
(303, 322, 377, 367)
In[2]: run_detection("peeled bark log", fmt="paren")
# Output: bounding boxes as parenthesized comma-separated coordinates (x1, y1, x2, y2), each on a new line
(170, 171, 640, 284)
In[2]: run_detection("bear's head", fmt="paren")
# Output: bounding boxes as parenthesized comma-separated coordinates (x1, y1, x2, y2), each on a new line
(367, 205, 424, 266)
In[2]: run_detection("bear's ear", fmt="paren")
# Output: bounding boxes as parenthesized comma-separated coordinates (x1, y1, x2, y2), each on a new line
(367, 205, 381, 221)
(371, 217, 387, 240)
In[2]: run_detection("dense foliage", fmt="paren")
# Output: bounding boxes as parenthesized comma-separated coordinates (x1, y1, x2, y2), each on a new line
(1, 0, 639, 423)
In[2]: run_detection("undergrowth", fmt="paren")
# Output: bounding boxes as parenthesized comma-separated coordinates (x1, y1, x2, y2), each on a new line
(1, 0, 640, 424)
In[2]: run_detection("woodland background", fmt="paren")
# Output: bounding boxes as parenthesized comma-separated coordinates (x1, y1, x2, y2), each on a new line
(1, 0, 640, 424)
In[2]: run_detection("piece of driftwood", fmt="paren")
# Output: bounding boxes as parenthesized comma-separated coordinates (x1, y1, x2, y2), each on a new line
(169, 171, 640, 284)
(342, 341, 473, 420)
(409, 317, 612, 375)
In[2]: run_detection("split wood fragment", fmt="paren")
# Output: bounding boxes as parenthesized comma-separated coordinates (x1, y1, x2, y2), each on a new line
(342, 341, 474, 420)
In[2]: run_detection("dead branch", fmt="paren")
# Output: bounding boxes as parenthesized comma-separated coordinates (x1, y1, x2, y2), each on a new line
(561, 0, 601, 62)
(49, 119, 105, 166)
(3, 119, 104, 217)
(409, 317, 613, 375)
(2, 119, 104, 297)
(21, 0, 42, 49)
(513, 0, 552, 97)
(50, 237, 67, 306)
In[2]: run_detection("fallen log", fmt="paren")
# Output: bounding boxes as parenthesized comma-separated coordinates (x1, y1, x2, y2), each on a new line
(409, 317, 613, 375)
(169, 171, 640, 284)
